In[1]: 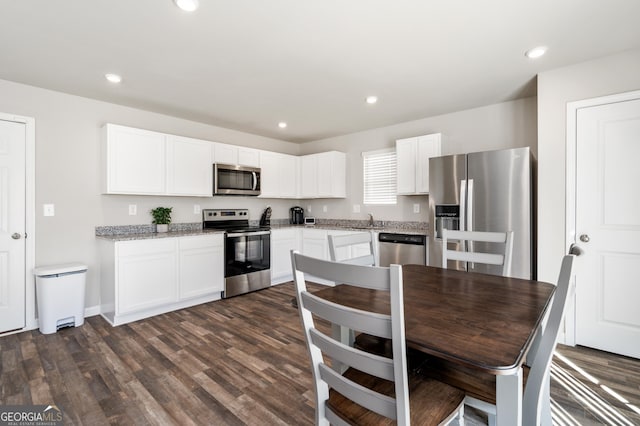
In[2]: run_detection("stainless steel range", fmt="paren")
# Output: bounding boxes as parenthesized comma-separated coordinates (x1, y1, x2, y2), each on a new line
(203, 209, 271, 298)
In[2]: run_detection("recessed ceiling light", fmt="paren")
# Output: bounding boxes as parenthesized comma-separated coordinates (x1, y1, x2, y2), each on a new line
(174, 0, 199, 12)
(105, 73, 122, 84)
(525, 46, 547, 59)
(278, 122, 287, 129)
(366, 96, 378, 104)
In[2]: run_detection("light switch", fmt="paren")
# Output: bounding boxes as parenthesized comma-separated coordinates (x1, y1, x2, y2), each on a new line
(413, 203, 420, 213)
(43, 204, 55, 217)
(194, 204, 201, 214)
(128, 204, 137, 215)
(323, 205, 328, 213)
(353, 204, 361, 213)
(307, 205, 312, 213)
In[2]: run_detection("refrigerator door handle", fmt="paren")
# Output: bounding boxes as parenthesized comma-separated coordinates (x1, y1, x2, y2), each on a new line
(467, 178, 474, 268)
(467, 179, 474, 232)
(460, 179, 467, 233)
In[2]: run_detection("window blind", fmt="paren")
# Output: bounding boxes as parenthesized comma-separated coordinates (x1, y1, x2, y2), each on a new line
(362, 148, 397, 205)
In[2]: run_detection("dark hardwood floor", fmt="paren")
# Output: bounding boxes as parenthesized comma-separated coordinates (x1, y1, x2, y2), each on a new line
(1, 282, 639, 425)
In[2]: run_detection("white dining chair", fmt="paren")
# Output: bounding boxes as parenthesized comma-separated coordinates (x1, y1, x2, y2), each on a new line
(442, 229, 514, 277)
(423, 254, 575, 426)
(290, 250, 465, 426)
(328, 231, 378, 266)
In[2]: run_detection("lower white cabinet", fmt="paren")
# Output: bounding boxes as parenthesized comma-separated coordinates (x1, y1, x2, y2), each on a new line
(179, 236, 224, 299)
(99, 234, 224, 326)
(271, 228, 300, 284)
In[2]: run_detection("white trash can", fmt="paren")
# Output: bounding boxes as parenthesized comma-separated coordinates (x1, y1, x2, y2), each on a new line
(33, 263, 87, 334)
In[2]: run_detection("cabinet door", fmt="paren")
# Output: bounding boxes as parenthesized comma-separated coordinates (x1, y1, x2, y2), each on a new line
(117, 239, 177, 314)
(179, 235, 224, 299)
(259, 151, 280, 198)
(416, 134, 442, 194)
(103, 124, 166, 194)
(300, 155, 318, 198)
(279, 154, 299, 198)
(302, 229, 328, 259)
(166, 135, 212, 196)
(317, 152, 333, 197)
(213, 143, 238, 165)
(238, 147, 260, 167)
(396, 137, 417, 194)
(271, 228, 300, 281)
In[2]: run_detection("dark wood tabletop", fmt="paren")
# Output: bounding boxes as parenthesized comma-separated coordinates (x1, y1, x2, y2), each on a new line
(313, 264, 556, 375)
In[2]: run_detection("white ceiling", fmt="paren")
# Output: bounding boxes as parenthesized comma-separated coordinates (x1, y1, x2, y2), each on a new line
(2, 1, 640, 143)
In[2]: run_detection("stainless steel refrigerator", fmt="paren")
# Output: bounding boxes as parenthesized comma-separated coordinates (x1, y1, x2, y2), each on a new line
(428, 147, 536, 279)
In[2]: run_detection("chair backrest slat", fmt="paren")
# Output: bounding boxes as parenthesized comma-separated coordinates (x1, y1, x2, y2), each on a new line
(295, 253, 389, 290)
(301, 291, 392, 339)
(319, 364, 398, 419)
(309, 328, 395, 381)
(328, 231, 378, 267)
(442, 228, 514, 277)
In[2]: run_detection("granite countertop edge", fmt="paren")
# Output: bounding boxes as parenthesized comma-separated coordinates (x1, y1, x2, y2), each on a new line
(96, 220, 429, 241)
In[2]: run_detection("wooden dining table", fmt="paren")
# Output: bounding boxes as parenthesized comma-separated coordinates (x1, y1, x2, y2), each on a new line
(312, 264, 556, 426)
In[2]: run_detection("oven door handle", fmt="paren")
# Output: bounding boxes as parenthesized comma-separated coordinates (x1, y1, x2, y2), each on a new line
(226, 231, 271, 238)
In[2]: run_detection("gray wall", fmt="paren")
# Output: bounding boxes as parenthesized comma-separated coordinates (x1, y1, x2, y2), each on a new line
(537, 48, 640, 283)
(0, 79, 299, 311)
(0, 78, 537, 316)
(298, 97, 537, 223)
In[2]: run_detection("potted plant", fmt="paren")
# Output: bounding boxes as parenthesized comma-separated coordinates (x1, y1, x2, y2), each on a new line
(150, 207, 172, 233)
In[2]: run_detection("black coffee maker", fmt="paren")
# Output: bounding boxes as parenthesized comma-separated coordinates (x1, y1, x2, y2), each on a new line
(290, 206, 304, 225)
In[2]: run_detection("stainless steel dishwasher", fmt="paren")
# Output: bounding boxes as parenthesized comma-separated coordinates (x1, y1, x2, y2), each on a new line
(378, 233, 427, 266)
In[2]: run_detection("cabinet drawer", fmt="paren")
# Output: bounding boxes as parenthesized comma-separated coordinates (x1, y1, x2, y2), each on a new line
(179, 234, 223, 250)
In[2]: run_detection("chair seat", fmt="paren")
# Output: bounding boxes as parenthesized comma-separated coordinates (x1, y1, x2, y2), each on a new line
(328, 367, 465, 426)
(420, 356, 531, 405)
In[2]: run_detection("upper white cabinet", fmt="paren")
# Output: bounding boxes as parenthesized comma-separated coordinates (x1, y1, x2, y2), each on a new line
(213, 143, 260, 167)
(102, 124, 212, 197)
(102, 124, 166, 195)
(259, 151, 299, 199)
(396, 133, 441, 195)
(166, 135, 212, 196)
(300, 151, 346, 199)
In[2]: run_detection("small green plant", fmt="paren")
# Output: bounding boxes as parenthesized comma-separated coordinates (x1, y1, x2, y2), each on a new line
(150, 207, 172, 225)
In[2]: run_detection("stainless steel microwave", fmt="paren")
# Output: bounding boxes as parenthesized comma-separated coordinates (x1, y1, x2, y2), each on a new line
(213, 163, 261, 196)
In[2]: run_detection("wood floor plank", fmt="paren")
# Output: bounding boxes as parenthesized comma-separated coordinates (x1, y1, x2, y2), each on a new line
(2, 282, 638, 425)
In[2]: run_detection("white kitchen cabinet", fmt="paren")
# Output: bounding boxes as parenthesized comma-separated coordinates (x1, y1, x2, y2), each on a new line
(300, 151, 346, 199)
(99, 233, 224, 326)
(270, 228, 300, 284)
(396, 133, 441, 195)
(103, 124, 213, 197)
(166, 135, 212, 196)
(302, 228, 328, 260)
(259, 151, 299, 199)
(102, 124, 166, 194)
(116, 239, 177, 315)
(178, 235, 224, 299)
(327, 230, 372, 262)
(238, 147, 260, 167)
(213, 143, 238, 165)
(213, 143, 260, 167)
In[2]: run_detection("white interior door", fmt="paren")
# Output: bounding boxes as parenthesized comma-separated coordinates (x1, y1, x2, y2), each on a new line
(575, 96, 640, 359)
(0, 118, 26, 333)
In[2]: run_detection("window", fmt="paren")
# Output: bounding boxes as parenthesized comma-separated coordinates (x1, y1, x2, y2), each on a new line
(362, 148, 397, 205)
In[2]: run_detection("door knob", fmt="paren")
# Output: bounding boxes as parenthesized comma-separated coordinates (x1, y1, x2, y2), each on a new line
(11, 233, 22, 240)
(579, 234, 590, 243)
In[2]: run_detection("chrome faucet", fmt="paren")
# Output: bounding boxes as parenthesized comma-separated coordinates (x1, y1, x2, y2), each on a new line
(368, 213, 374, 227)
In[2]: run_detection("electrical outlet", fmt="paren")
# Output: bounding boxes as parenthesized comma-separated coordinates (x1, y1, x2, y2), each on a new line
(128, 204, 137, 215)
(353, 204, 361, 213)
(307, 205, 312, 213)
(43, 204, 55, 217)
(323, 205, 327, 213)
(194, 204, 201, 214)
(413, 203, 420, 213)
